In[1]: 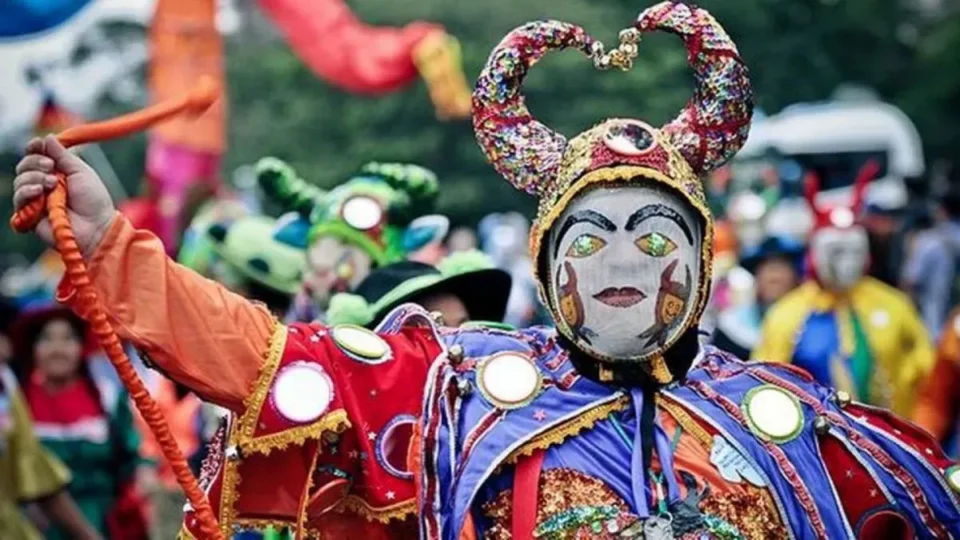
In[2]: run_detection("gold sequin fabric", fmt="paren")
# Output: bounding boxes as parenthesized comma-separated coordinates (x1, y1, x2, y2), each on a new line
(480, 467, 781, 539)
(481, 468, 637, 539)
(699, 490, 782, 540)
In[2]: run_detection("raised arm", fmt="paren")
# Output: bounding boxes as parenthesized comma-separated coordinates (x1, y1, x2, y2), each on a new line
(14, 136, 273, 411)
(59, 213, 273, 411)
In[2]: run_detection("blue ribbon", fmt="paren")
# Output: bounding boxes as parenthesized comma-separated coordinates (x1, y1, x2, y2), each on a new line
(626, 387, 680, 517)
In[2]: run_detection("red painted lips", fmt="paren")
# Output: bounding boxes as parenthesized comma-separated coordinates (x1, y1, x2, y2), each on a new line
(593, 287, 646, 308)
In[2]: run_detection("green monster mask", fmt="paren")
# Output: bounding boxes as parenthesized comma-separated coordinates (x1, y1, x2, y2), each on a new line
(205, 215, 307, 297)
(257, 158, 445, 309)
(177, 197, 252, 279)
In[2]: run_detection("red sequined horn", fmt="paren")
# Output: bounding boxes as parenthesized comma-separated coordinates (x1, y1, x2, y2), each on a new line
(638, 2, 754, 175)
(851, 160, 881, 214)
(803, 169, 829, 225)
(471, 21, 596, 195)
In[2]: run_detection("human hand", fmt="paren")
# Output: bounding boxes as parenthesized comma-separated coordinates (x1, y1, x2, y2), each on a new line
(13, 135, 116, 258)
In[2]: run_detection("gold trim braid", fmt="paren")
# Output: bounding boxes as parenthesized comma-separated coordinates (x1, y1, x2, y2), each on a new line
(242, 410, 350, 456)
(215, 320, 286, 536)
(505, 396, 630, 464)
(657, 395, 713, 447)
(339, 495, 418, 523)
(239, 323, 288, 441)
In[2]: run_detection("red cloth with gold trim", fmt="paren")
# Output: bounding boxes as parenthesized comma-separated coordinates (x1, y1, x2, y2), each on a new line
(180, 312, 441, 538)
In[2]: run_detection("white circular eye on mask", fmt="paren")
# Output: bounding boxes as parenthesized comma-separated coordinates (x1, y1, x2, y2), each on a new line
(547, 185, 704, 362)
(809, 225, 869, 291)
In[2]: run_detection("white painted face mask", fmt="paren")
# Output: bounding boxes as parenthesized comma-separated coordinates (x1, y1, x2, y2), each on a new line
(809, 225, 869, 291)
(547, 185, 704, 362)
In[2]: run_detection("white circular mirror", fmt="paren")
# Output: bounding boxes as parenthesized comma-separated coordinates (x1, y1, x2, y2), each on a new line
(341, 197, 383, 231)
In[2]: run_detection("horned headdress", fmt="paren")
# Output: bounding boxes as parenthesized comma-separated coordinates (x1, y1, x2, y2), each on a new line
(472, 1, 754, 337)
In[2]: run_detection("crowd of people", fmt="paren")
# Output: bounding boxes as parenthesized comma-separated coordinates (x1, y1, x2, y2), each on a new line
(3, 1, 960, 538)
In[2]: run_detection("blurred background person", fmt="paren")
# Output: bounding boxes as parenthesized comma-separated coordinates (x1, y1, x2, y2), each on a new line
(0, 358, 103, 540)
(0, 296, 17, 365)
(712, 235, 804, 358)
(327, 250, 511, 329)
(446, 225, 478, 253)
(913, 308, 960, 457)
(478, 212, 544, 327)
(754, 166, 934, 417)
(902, 184, 960, 340)
(11, 306, 148, 539)
(133, 377, 202, 540)
(204, 214, 305, 318)
(406, 215, 450, 266)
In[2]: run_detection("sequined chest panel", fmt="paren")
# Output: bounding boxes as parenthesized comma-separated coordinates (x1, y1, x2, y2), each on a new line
(475, 408, 782, 540)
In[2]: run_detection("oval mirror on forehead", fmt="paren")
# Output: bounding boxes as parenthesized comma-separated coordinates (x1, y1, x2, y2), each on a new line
(603, 121, 656, 156)
(341, 196, 383, 231)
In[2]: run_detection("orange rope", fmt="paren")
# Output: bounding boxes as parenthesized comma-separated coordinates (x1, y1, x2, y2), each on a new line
(10, 77, 223, 540)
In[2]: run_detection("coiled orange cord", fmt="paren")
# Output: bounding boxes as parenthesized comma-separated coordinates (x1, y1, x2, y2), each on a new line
(11, 77, 223, 540)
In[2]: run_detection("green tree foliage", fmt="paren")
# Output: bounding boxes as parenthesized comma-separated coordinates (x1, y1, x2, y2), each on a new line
(2, 0, 959, 259)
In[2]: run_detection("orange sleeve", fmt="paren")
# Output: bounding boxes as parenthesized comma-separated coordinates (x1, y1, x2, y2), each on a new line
(912, 319, 960, 440)
(56, 213, 274, 411)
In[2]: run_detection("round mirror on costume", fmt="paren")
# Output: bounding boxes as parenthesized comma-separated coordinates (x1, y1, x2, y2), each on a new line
(547, 184, 704, 362)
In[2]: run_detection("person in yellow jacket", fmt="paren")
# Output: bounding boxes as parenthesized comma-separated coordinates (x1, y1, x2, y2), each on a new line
(0, 364, 102, 540)
(753, 165, 934, 416)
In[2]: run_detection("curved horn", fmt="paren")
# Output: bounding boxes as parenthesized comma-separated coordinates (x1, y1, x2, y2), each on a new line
(803, 169, 830, 224)
(256, 157, 325, 218)
(851, 159, 880, 214)
(637, 2, 754, 175)
(472, 21, 596, 195)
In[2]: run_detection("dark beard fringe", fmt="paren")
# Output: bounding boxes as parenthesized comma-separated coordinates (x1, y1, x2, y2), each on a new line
(559, 326, 701, 390)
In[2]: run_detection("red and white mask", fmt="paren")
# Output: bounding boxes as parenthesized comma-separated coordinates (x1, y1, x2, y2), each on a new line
(805, 162, 879, 292)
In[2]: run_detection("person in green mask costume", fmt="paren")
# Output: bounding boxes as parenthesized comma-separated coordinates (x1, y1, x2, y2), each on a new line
(203, 213, 307, 318)
(256, 158, 448, 323)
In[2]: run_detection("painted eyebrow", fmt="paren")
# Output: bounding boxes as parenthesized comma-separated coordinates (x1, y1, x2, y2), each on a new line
(553, 210, 616, 257)
(625, 204, 694, 245)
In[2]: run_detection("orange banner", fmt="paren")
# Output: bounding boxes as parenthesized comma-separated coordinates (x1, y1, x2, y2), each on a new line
(148, 0, 225, 152)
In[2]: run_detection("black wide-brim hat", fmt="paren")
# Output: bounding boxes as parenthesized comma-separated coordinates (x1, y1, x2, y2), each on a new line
(327, 252, 512, 327)
(739, 235, 805, 275)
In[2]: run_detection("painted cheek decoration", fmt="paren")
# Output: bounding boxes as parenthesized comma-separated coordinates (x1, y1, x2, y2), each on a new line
(637, 259, 693, 347)
(557, 261, 586, 332)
